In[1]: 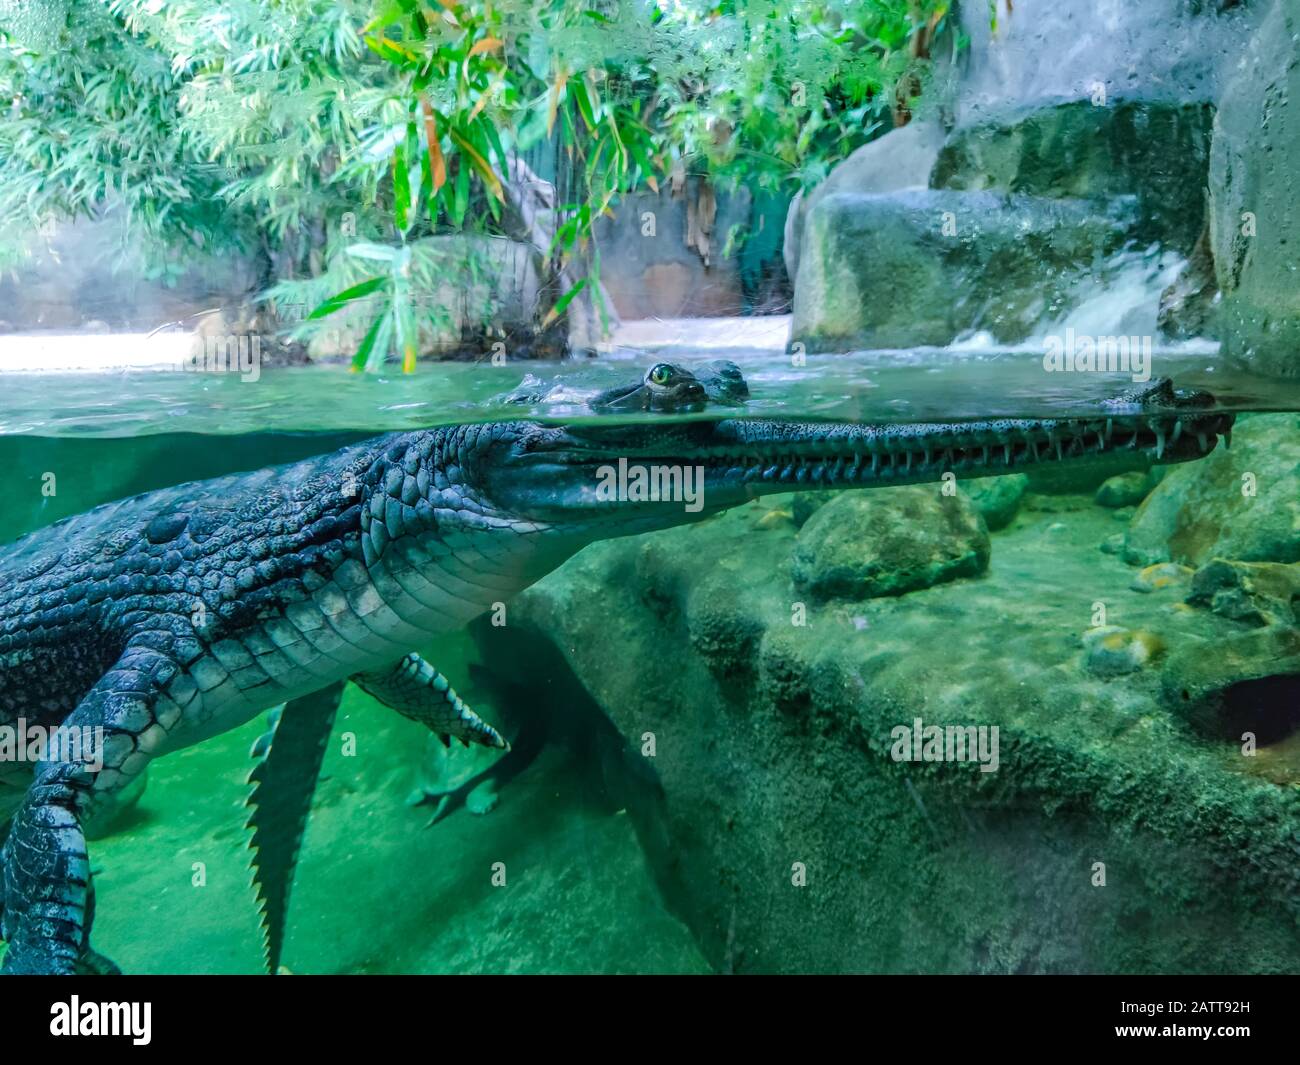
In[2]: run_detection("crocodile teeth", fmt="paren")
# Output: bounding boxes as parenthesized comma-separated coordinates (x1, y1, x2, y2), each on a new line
(1197, 431, 1209, 451)
(1171, 422, 1183, 445)
(1105, 418, 1113, 441)
(904, 451, 913, 473)
(1054, 437, 1064, 461)
(1003, 444, 1013, 466)
(1223, 428, 1232, 449)
(1154, 426, 1166, 460)
(981, 445, 990, 465)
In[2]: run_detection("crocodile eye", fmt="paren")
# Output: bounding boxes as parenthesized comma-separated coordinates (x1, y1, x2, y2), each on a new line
(648, 364, 673, 386)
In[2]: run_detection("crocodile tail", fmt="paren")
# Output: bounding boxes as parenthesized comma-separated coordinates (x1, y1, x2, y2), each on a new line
(245, 682, 344, 975)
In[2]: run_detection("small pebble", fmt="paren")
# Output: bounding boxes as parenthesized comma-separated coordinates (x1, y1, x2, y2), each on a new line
(1131, 562, 1194, 593)
(1081, 626, 1165, 676)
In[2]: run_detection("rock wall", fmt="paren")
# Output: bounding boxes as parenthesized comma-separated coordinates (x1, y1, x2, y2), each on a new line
(1209, 0, 1300, 377)
(789, 0, 1263, 353)
(595, 178, 790, 319)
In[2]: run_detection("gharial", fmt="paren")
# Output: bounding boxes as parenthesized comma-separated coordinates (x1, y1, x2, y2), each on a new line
(0, 372, 1233, 974)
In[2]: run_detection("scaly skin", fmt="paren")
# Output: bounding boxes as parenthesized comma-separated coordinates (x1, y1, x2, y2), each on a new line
(0, 378, 1232, 973)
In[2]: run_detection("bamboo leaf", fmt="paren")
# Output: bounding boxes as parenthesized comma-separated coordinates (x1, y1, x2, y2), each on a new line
(393, 139, 411, 232)
(346, 242, 400, 263)
(546, 67, 568, 137)
(350, 309, 388, 372)
(542, 278, 586, 328)
(450, 158, 469, 226)
(420, 96, 446, 193)
(365, 312, 394, 373)
(449, 127, 502, 201)
(468, 37, 502, 57)
(310, 276, 386, 320)
(394, 294, 419, 373)
(571, 77, 596, 131)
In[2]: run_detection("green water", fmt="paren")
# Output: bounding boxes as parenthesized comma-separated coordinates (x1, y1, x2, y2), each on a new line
(5, 347, 1300, 438)
(1, 357, 1298, 974)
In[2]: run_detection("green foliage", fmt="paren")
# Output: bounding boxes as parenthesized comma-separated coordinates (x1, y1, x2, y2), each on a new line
(0, 0, 947, 369)
(626, 0, 952, 194)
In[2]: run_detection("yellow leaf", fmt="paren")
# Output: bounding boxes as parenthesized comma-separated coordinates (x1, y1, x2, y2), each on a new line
(467, 80, 495, 122)
(449, 128, 503, 201)
(402, 342, 417, 373)
(546, 67, 568, 138)
(469, 37, 503, 57)
(421, 97, 446, 193)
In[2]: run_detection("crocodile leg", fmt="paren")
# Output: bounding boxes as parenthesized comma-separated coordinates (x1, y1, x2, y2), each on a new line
(1, 643, 171, 974)
(352, 653, 506, 750)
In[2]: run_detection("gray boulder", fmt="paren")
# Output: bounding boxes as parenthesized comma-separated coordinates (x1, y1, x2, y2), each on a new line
(791, 487, 990, 600)
(791, 188, 1132, 351)
(784, 121, 945, 285)
(1124, 414, 1300, 567)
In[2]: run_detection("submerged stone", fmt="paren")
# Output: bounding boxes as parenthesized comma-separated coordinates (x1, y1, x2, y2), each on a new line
(1186, 558, 1300, 628)
(1124, 414, 1300, 567)
(960, 473, 1029, 531)
(791, 487, 990, 601)
(1081, 626, 1166, 676)
(1095, 471, 1154, 509)
(1130, 563, 1194, 593)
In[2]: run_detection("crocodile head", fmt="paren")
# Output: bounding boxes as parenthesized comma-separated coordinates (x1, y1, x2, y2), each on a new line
(464, 378, 1233, 539)
(591, 362, 710, 412)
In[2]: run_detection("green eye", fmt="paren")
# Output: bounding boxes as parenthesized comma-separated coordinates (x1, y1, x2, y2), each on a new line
(648, 364, 673, 386)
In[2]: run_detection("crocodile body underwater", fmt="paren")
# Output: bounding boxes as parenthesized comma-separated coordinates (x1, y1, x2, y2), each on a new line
(0, 377, 1232, 973)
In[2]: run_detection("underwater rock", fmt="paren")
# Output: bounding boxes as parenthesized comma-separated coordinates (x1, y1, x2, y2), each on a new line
(1080, 626, 1165, 677)
(1100, 533, 1126, 556)
(1186, 559, 1300, 628)
(685, 573, 766, 677)
(791, 490, 837, 529)
(959, 474, 1029, 531)
(1161, 626, 1300, 744)
(1095, 471, 1154, 509)
(791, 488, 990, 601)
(791, 188, 1133, 351)
(486, 498, 1300, 973)
(1130, 563, 1194, 594)
(1210, 0, 1300, 378)
(1124, 414, 1300, 567)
